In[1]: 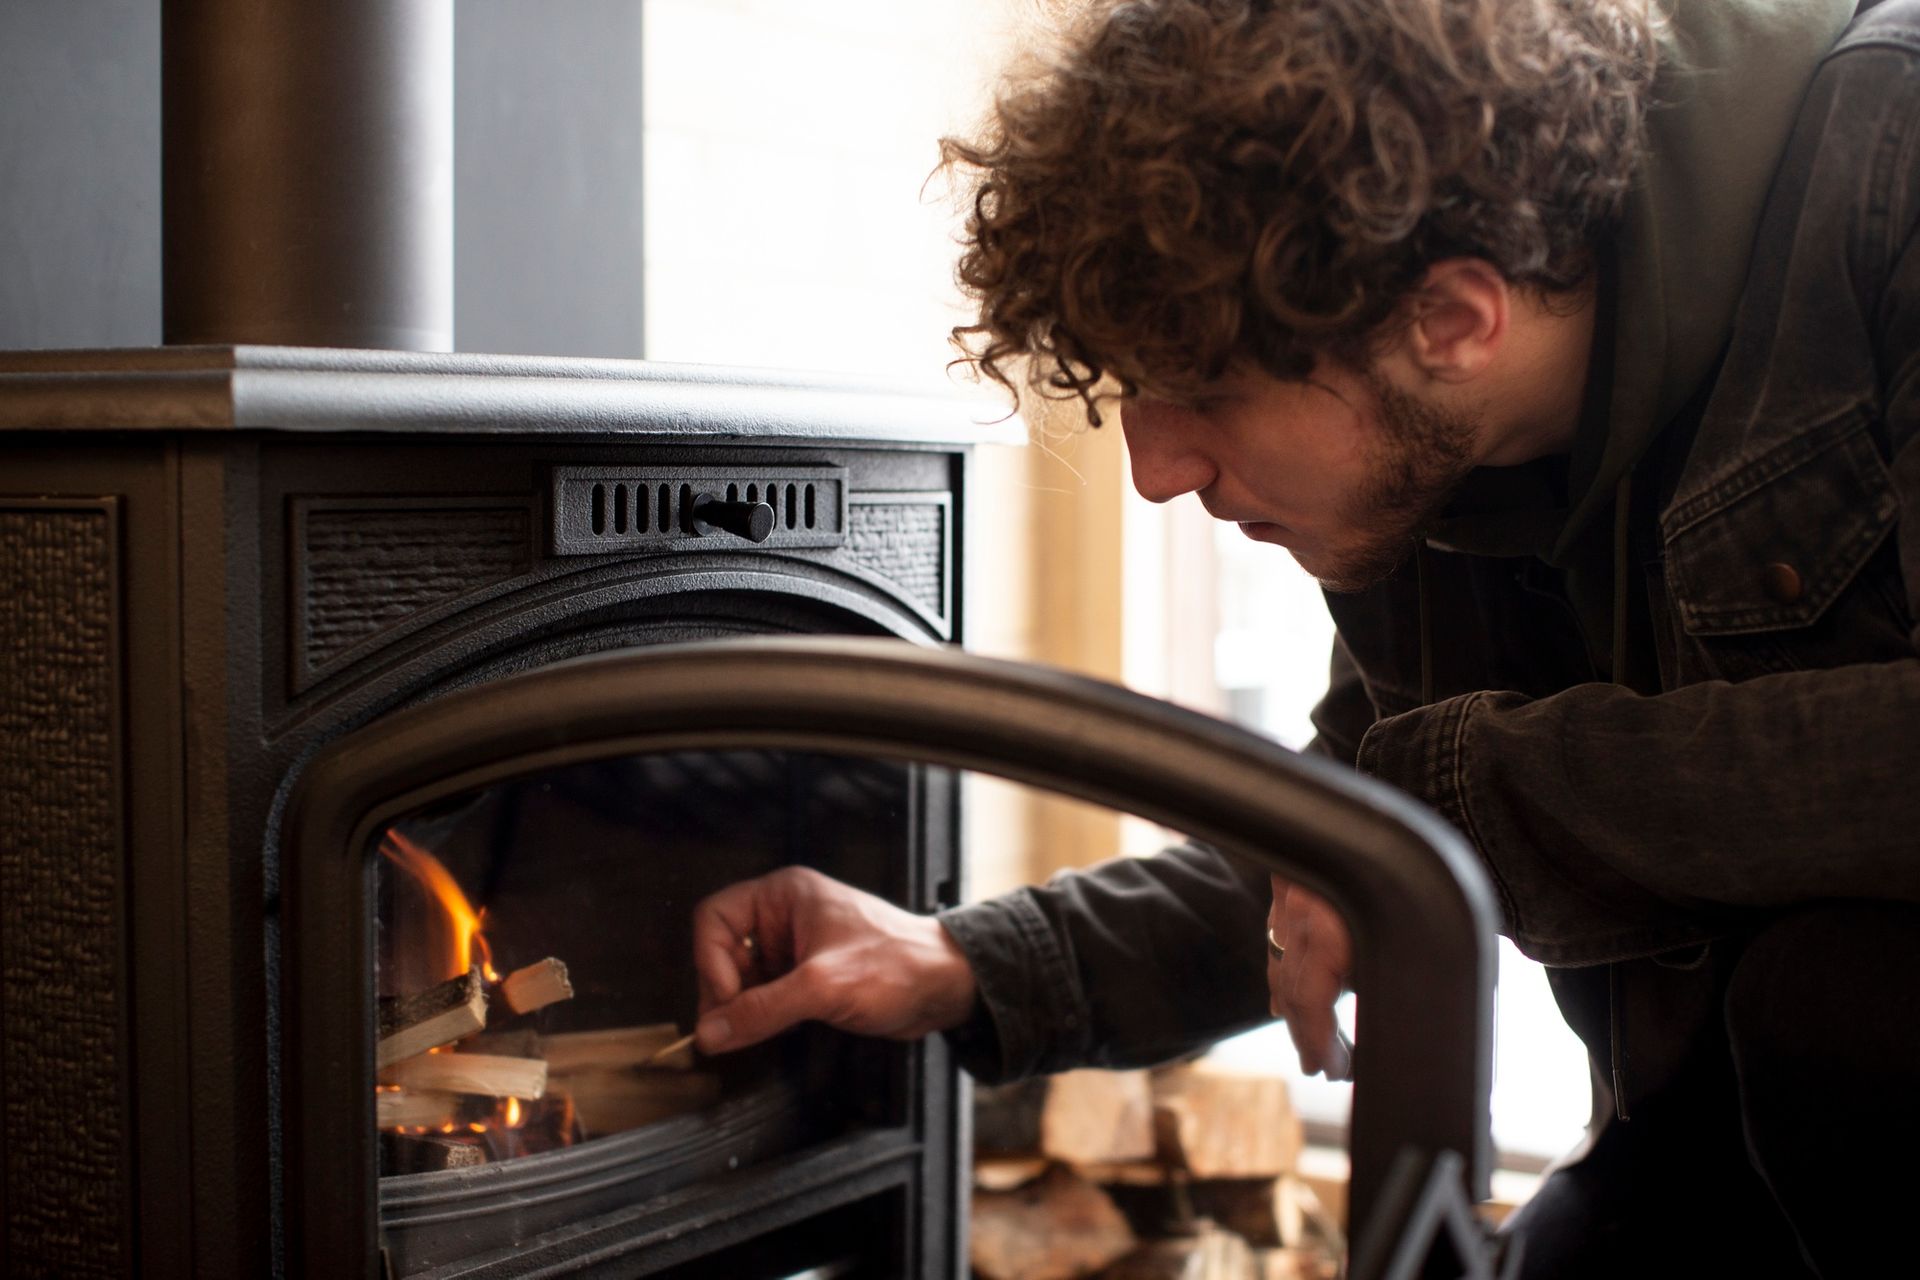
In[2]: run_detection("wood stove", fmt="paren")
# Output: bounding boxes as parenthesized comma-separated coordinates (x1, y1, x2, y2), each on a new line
(0, 347, 998, 1276)
(1, 349, 1504, 1279)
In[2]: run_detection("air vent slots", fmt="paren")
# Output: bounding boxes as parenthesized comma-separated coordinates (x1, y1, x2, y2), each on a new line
(550, 465, 848, 555)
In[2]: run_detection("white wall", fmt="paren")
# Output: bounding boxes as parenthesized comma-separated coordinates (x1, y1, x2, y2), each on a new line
(642, 0, 1020, 387)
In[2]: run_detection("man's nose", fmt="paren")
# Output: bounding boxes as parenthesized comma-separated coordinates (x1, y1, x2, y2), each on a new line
(1119, 398, 1216, 503)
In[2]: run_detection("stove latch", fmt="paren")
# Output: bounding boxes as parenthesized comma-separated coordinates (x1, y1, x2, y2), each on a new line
(689, 493, 775, 543)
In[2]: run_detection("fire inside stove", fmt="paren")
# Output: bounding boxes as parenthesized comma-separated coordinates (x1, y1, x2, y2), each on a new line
(369, 750, 914, 1184)
(374, 828, 711, 1172)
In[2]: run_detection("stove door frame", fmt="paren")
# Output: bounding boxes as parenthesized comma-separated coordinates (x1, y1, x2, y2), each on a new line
(281, 636, 1499, 1278)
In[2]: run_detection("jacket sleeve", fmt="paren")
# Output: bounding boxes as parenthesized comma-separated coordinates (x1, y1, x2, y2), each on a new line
(1355, 660, 1920, 967)
(1359, 34, 1920, 970)
(937, 635, 1379, 1082)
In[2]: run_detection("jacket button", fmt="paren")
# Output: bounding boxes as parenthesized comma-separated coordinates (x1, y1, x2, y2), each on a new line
(1763, 561, 1803, 605)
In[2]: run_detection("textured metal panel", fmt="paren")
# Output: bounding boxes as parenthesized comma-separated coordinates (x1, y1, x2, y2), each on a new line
(550, 464, 847, 554)
(846, 495, 948, 620)
(293, 498, 532, 682)
(0, 502, 126, 1276)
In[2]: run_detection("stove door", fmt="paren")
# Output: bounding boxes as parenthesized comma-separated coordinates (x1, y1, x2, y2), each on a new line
(281, 636, 1498, 1279)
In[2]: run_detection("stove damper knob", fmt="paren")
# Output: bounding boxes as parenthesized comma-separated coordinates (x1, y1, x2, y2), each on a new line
(690, 493, 776, 543)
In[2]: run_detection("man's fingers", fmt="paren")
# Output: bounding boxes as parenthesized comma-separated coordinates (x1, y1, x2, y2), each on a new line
(1267, 875, 1288, 1017)
(1267, 874, 1291, 928)
(695, 964, 817, 1054)
(1274, 885, 1352, 1078)
(1285, 930, 1346, 1015)
(692, 878, 772, 1011)
(1283, 883, 1318, 938)
(1284, 951, 1343, 1074)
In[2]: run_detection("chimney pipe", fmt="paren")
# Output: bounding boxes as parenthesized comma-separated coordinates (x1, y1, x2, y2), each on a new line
(162, 0, 453, 350)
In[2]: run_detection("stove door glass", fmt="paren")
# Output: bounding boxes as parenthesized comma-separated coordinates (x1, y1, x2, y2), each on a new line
(372, 748, 939, 1276)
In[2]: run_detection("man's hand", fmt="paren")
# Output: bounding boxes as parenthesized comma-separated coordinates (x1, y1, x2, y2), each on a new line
(1268, 874, 1353, 1080)
(692, 866, 979, 1055)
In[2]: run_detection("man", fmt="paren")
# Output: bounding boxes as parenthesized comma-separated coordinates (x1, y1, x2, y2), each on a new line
(692, 0, 1920, 1273)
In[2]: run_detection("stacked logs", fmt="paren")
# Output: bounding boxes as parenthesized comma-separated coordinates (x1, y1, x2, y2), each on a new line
(970, 1063, 1342, 1280)
(375, 957, 716, 1171)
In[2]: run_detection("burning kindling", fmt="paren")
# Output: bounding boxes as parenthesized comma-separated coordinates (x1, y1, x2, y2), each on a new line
(374, 829, 720, 1172)
(500, 957, 574, 1015)
(378, 967, 488, 1068)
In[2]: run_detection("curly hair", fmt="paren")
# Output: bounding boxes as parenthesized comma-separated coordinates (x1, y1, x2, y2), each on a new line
(943, 0, 1658, 422)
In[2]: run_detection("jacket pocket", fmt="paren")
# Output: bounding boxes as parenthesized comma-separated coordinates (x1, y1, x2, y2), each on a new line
(1663, 406, 1898, 642)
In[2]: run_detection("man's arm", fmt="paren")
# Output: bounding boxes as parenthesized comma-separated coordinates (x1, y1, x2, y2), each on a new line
(935, 634, 1378, 1083)
(689, 639, 1380, 1082)
(937, 841, 1274, 1082)
(1358, 661, 1920, 967)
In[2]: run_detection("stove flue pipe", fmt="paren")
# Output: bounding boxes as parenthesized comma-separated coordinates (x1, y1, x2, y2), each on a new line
(162, 0, 453, 350)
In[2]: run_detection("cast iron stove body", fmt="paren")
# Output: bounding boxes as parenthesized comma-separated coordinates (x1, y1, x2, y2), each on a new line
(0, 346, 999, 1277)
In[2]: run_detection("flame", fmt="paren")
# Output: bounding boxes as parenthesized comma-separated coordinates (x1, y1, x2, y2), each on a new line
(380, 830, 500, 982)
(504, 1097, 523, 1128)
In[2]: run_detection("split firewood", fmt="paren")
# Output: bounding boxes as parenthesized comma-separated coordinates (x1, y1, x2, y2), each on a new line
(1074, 1160, 1171, 1187)
(1096, 1223, 1258, 1280)
(1277, 1169, 1346, 1251)
(973, 1156, 1051, 1192)
(499, 957, 573, 1015)
(1096, 1175, 1285, 1250)
(460, 1028, 541, 1059)
(1192, 1182, 1286, 1250)
(1040, 1069, 1156, 1166)
(970, 1164, 1136, 1280)
(1187, 1224, 1259, 1280)
(551, 1068, 720, 1137)
(378, 967, 487, 1068)
(1252, 1248, 1338, 1280)
(382, 1051, 548, 1101)
(542, 1024, 692, 1072)
(1099, 1239, 1203, 1280)
(376, 1087, 463, 1130)
(380, 1131, 487, 1174)
(1151, 1062, 1302, 1179)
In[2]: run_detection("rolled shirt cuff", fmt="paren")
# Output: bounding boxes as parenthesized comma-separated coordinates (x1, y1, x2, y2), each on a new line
(935, 888, 1094, 1083)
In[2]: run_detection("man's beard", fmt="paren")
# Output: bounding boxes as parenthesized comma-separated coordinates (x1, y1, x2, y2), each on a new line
(1307, 375, 1478, 593)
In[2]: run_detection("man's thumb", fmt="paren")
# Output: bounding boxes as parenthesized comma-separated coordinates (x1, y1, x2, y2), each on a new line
(695, 968, 813, 1054)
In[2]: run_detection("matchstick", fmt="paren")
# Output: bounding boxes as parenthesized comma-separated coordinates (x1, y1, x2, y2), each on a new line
(641, 1033, 696, 1066)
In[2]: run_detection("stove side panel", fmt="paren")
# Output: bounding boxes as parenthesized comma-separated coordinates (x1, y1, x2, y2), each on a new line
(0, 497, 128, 1276)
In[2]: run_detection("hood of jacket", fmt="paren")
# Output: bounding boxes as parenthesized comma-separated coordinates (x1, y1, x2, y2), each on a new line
(1425, 0, 1854, 565)
(1550, 0, 1856, 561)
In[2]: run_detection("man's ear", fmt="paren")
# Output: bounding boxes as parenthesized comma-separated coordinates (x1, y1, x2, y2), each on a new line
(1398, 258, 1508, 383)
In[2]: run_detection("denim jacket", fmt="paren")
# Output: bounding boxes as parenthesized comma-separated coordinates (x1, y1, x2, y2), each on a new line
(940, 1, 1920, 1095)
